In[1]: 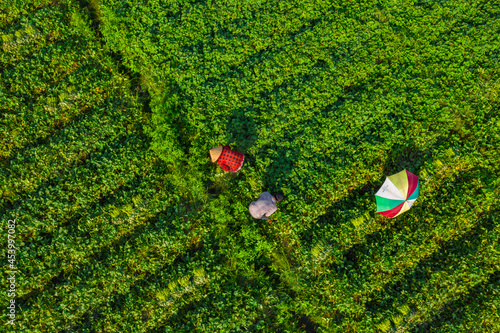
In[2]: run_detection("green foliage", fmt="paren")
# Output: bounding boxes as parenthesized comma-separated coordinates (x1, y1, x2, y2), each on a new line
(99, 0, 500, 229)
(1, 0, 499, 332)
(97, 0, 500, 329)
(0, 0, 55, 29)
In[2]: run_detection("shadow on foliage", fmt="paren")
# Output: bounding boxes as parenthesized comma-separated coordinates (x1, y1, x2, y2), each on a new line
(75, 0, 102, 35)
(205, 181, 221, 197)
(262, 142, 301, 194)
(225, 106, 259, 154)
(297, 313, 319, 333)
(382, 142, 430, 176)
(299, 182, 377, 245)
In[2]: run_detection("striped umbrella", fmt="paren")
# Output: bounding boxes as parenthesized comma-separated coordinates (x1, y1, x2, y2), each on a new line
(375, 169, 419, 218)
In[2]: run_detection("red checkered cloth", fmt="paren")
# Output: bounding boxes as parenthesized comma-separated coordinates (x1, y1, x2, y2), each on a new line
(217, 146, 245, 172)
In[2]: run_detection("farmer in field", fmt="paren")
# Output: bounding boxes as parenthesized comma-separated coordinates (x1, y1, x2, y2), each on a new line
(210, 145, 245, 173)
(249, 192, 284, 223)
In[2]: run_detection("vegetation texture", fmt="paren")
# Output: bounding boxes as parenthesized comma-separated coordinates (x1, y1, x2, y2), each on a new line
(1, 0, 499, 332)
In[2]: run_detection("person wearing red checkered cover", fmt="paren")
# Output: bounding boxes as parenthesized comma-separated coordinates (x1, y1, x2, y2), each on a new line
(209, 145, 245, 173)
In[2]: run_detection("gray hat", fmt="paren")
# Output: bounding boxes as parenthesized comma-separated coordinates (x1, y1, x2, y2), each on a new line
(273, 193, 284, 202)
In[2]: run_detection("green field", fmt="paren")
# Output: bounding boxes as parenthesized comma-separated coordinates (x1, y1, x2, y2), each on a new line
(1, 0, 499, 332)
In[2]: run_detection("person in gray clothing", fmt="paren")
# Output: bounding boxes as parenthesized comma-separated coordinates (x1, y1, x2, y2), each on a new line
(249, 192, 284, 223)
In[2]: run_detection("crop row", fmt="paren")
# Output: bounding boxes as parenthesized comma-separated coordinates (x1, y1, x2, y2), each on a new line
(79, 249, 219, 332)
(276, 139, 481, 269)
(0, 0, 53, 29)
(79, 243, 299, 333)
(15, 208, 201, 332)
(294, 145, 472, 268)
(0, 131, 155, 243)
(0, 72, 141, 196)
(423, 271, 500, 332)
(1, 146, 157, 300)
(1, 59, 117, 159)
(1, 36, 99, 106)
(0, 4, 79, 66)
(11, 163, 169, 296)
(165, 286, 299, 333)
(330, 172, 495, 317)
(272, 155, 497, 327)
(367, 219, 500, 333)
(287, 206, 498, 332)
(1, 3, 98, 119)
